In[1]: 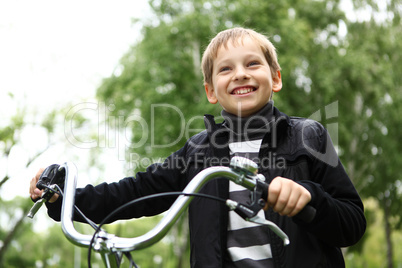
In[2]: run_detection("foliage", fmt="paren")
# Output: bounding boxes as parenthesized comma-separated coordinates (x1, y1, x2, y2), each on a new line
(1, 0, 401, 267)
(345, 199, 402, 267)
(0, 212, 187, 267)
(97, 0, 349, 162)
(96, 0, 402, 266)
(0, 91, 191, 267)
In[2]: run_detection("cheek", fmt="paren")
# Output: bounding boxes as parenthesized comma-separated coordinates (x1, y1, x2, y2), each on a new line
(261, 75, 273, 89)
(214, 79, 226, 94)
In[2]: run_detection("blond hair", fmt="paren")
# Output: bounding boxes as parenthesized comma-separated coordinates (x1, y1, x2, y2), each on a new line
(201, 27, 281, 86)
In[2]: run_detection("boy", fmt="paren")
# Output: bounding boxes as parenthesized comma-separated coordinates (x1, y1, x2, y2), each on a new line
(30, 27, 366, 267)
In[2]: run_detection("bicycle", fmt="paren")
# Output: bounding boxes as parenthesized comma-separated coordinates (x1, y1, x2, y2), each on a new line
(28, 156, 316, 268)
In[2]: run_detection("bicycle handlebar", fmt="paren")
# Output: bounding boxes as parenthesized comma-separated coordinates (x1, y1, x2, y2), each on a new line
(59, 157, 316, 255)
(60, 161, 267, 251)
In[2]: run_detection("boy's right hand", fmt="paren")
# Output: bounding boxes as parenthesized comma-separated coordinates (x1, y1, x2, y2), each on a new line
(29, 168, 59, 203)
(267, 176, 312, 218)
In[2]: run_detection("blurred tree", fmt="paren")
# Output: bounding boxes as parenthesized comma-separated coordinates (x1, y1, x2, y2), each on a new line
(96, 0, 350, 163)
(96, 0, 402, 266)
(0, 95, 102, 266)
(0, 94, 52, 266)
(0, 0, 399, 266)
(0, 197, 33, 267)
(97, 1, 345, 263)
(311, 2, 402, 267)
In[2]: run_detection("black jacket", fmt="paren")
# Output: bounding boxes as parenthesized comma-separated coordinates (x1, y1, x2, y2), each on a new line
(47, 107, 366, 268)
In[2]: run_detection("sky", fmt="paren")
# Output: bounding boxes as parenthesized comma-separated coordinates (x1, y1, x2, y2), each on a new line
(0, 0, 150, 107)
(0, 0, 152, 201)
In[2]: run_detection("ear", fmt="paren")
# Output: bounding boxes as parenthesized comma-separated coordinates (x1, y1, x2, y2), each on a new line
(204, 83, 218, 104)
(272, 70, 282, 93)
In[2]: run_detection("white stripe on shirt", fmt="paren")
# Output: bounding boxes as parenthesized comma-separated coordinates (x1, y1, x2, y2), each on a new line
(229, 139, 262, 153)
(228, 244, 273, 262)
(228, 209, 266, 231)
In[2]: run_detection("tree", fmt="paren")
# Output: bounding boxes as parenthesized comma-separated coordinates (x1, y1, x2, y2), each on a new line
(95, 0, 402, 266)
(322, 2, 402, 267)
(0, 91, 64, 266)
(0, 93, 49, 266)
(0, 91, 187, 266)
(96, 0, 348, 163)
(0, 95, 106, 266)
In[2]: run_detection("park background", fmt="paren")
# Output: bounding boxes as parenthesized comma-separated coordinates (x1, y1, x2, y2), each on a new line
(0, 0, 401, 267)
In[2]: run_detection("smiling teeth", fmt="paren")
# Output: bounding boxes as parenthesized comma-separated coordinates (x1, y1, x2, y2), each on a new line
(233, 87, 254, 95)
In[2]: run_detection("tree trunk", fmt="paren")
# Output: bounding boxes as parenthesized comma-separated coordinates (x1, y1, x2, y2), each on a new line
(171, 213, 189, 268)
(0, 207, 28, 265)
(0, 175, 10, 189)
(383, 197, 393, 268)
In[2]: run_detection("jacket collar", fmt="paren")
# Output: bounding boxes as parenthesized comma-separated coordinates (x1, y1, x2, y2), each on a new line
(204, 106, 290, 139)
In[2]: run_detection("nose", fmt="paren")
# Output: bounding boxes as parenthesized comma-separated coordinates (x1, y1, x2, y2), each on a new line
(232, 66, 250, 81)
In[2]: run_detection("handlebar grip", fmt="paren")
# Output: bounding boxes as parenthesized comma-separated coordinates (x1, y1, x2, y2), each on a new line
(295, 203, 316, 223)
(256, 180, 316, 223)
(36, 164, 61, 190)
(258, 180, 268, 202)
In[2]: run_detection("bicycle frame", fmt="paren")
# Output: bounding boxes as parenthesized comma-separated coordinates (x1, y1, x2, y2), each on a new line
(59, 158, 289, 268)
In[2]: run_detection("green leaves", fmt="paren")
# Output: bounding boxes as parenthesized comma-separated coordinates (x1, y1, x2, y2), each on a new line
(95, 0, 402, 265)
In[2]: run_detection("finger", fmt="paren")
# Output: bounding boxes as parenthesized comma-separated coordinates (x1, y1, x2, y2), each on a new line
(30, 188, 43, 201)
(29, 177, 38, 196)
(280, 189, 300, 216)
(267, 177, 282, 206)
(269, 177, 292, 214)
(29, 168, 45, 200)
(30, 184, 43, 200)
(274, 183, 291, 215)
(288, 191, 312, 217)
(49, 193, 59, 203)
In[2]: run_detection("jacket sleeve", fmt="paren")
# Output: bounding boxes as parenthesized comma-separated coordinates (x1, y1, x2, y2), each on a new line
(46, 145, 189, 224)
(295, 121, 366, 247)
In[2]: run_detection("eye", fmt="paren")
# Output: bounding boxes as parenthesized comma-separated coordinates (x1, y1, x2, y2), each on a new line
(219, 66, 231, 72)
(248, 61, 260, 67)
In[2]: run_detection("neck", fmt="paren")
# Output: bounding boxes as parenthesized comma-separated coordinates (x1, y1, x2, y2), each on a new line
(221, 101, 274, 141)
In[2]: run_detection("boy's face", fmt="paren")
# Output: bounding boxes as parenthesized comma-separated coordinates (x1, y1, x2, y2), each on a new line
(204, 37, 282, 117)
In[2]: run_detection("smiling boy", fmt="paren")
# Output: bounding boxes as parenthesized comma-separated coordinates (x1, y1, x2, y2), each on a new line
(202, 29, 312, 219)
(30, 27, 366, 267)
(204, 33, 282, 117)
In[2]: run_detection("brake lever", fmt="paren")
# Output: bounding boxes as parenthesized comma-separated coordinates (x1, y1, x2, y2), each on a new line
(247, 214, 290, 245)
(226, 199, 290, 246)
(27, 184, 58, 218)
(27, 198, 46, 219)
(27, 164, 65, 219)
(225, 167, 291, 245)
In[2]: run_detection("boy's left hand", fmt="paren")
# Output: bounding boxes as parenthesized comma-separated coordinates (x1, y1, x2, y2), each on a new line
(265, 176, 311, 217)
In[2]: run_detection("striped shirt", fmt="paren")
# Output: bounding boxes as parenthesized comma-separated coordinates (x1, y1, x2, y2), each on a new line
(222, 102, 275, 268)
(227, 142, 274, 268)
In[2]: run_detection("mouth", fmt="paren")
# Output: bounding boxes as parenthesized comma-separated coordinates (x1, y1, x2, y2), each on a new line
(231, 86, 257, 95)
